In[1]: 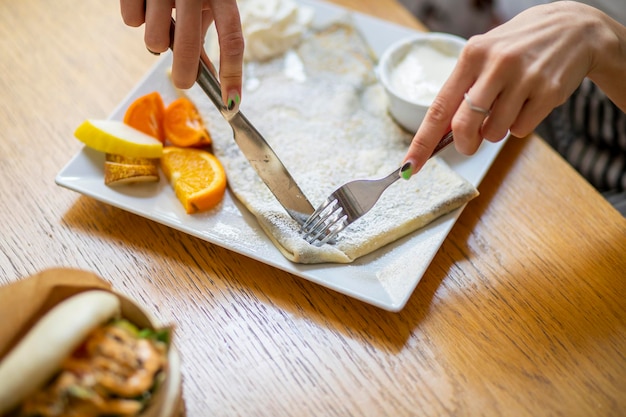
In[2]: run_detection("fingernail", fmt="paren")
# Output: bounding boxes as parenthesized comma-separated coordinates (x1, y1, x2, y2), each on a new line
(227, 91, 241, 112)
(146, 47, 160, 56)
(400, 161, 413, 180)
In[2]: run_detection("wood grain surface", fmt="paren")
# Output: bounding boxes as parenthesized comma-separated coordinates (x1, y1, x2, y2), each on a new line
(0, 0, 624, 416)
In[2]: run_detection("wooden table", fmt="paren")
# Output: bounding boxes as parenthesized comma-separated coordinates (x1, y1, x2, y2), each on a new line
(1, 0, 624, 416)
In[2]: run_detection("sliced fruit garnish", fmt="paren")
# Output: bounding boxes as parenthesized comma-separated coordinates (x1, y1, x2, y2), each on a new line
(160, 147, 227, 214)
(74, 120, 163, 159)
(104, 154, 159, 186)
(163, 97, 212, 147)
(105, 153, 159, 166)
(123, 91, 166, 143)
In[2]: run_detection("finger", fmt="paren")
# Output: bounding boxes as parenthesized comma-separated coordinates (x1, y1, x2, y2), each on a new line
(120, 0, 145, 27)
(209, 0, 245, 111)
(510, 96, 554, 138)
(144, 0, 174, 54)
(172, 0, 204, 89)
(402, 62, 476, 175)
(446, 36, 507, 155)
(480, 86, 526, 143)
(403, 96, 457, 174)
(451, 82, 500, 155)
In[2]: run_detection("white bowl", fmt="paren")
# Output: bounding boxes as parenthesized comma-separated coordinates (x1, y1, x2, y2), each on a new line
(378, 32, 467, 132)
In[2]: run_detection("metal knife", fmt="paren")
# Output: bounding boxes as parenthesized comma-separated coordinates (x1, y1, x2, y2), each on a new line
(168, 19, 315, 225)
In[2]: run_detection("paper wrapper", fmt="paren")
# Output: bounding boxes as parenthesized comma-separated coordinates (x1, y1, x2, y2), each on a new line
(0, 267, 185, 417)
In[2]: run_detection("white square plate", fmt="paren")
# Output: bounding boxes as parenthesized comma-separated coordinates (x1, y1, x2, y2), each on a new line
(56, 0, 506, 312)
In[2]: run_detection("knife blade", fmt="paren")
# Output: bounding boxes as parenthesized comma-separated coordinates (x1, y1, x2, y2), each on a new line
(168, 19, 315, 225)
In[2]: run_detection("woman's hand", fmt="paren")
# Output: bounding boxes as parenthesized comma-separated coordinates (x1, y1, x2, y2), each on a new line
(120, 0, 244, 111)
(402, 1, 626, 176)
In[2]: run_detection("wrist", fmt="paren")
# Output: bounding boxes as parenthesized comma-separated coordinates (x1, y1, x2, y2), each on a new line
(586, 7, 626, 111)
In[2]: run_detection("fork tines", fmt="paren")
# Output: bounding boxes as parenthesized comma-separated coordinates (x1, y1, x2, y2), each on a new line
(301, 198, 348, 246)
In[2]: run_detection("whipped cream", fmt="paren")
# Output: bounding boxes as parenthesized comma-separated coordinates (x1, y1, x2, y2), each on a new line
(238, 0, 314, 62)
(390, 43, 457, 104)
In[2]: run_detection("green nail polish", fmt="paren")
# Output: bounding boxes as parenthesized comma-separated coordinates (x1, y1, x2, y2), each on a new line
(227, 92, 241, 111)
(400, 162, 413, 180)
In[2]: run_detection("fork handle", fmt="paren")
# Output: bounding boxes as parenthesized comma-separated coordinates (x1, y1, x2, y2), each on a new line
(393, 131, 454, 183)
(430, 131, 454, 157)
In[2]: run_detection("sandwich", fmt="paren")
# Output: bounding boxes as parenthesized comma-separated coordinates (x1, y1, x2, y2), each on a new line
(0, 290, 173, 417)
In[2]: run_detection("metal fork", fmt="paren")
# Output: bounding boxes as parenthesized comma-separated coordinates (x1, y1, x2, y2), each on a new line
(300, 131, 454, 246)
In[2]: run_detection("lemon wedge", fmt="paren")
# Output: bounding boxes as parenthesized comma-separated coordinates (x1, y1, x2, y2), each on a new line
(74, 119, 163, 158)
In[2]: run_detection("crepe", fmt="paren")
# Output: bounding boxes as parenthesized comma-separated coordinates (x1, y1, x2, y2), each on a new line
(188, 21, 478, 264)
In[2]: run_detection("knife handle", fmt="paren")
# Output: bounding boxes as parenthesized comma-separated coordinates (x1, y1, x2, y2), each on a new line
(196, 58, 236, 120)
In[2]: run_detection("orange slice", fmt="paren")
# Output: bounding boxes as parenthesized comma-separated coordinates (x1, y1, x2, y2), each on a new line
(160, 147, 227, 214)
(123, 91, 166, 143)
(163, 97, 212, 147)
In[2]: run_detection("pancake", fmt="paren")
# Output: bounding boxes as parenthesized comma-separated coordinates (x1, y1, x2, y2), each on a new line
(189, 21, 478, 263)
